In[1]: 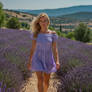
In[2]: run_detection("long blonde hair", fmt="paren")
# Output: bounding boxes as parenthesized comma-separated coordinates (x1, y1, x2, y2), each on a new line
(30, 12, 50, 38)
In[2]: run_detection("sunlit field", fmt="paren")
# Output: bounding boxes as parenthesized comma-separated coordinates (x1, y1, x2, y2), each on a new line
(0, 28, 92, 92)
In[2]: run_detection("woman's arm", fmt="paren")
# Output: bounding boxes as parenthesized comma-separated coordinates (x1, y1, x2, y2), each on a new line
(52, 33, 60, 70)
(52, 41, 60, 64)
(28, 40, 37, 64)
(51, 31, 60, 64)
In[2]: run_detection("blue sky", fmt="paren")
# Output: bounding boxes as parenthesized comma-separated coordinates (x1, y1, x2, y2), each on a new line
(0, 0, 92, 10)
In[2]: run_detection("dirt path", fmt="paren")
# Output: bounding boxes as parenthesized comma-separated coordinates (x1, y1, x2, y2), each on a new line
(20, 72, 61, 92)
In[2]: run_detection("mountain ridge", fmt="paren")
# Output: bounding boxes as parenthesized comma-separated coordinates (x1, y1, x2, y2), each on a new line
(11, 5, 92, 17)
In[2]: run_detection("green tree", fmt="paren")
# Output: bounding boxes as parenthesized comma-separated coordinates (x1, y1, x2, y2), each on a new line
(7, 17, 21, 29)
(74, 22, 91, 42)
(21, 22, 30, 30)
(66, 32, 75, 40)
(48, 26, 55, 30)
(0, 2, 5, 28)
(60, 25, 62, 33)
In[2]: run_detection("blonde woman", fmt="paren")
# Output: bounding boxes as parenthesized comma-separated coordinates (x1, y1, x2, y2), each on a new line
(27, 13, 60, 92)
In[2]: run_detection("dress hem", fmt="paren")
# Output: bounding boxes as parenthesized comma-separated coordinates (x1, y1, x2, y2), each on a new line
(30, 69, 57, 74)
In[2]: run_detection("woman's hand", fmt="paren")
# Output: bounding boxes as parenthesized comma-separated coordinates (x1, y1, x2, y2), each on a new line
(56, 62, 60, 70)
(27, 62, 32, 71)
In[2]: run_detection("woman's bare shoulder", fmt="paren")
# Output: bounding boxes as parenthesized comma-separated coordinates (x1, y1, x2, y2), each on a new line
(50, 30, 56, 34)
(48, 29, 56, 34)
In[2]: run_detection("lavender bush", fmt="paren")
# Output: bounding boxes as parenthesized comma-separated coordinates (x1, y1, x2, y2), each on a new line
(0, 81, 15, 92)
(56, 35, 92, 92)
(0, 28, 32, 79)
(0, 59, 23, 91)
(56, 37, 92, 76)
(0, 28, 32, 91)
(58, 64, 92, 92)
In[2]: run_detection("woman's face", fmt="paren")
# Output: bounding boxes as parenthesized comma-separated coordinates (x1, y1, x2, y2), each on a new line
(39, 16, 49, 28)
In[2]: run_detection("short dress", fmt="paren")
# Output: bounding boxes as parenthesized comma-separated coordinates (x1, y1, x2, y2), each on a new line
(30, 32, 58, 74)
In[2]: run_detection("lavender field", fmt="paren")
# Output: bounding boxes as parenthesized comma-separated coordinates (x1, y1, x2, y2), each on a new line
(0, 28, 92, 92)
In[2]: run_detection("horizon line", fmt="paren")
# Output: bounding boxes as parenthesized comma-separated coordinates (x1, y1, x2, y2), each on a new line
(3, 4, 92, 11)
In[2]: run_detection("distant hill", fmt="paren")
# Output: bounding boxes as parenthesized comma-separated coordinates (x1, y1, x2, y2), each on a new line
(59, 12, 92, 21)
(4, 9, 36, 18)
(4, 9, 36, 23)
(12, 5, 92, 17)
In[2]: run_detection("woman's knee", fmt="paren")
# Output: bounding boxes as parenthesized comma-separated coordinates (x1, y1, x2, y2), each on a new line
(43, 72, 51, 85)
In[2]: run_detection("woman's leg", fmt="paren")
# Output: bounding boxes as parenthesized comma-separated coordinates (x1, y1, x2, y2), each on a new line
(36, 71, 43, 92)
(43, 72, 51, 92)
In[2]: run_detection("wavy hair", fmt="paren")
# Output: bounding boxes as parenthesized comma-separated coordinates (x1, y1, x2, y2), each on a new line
(30, 13, 50, 38)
